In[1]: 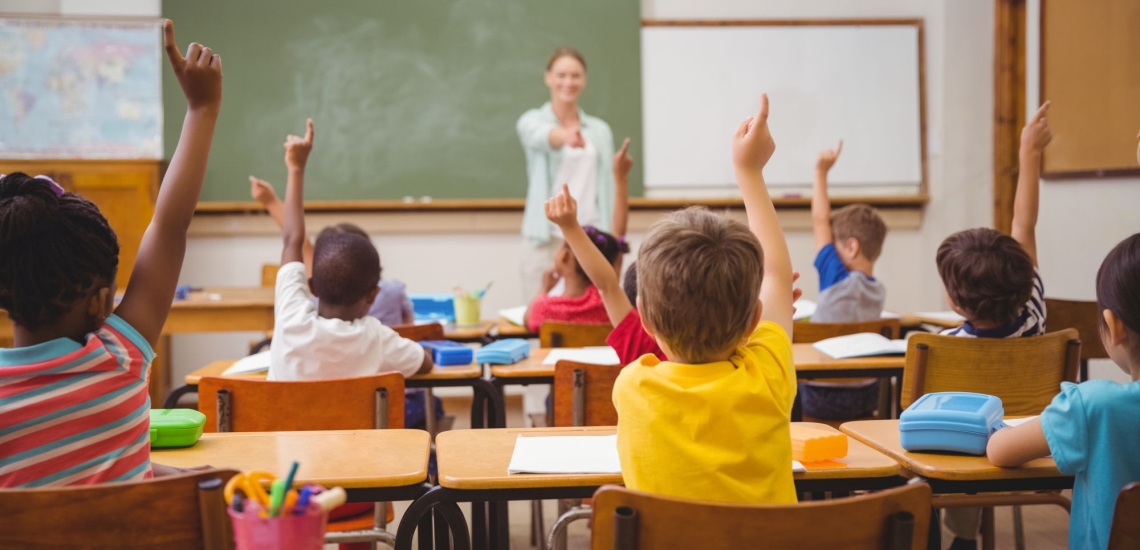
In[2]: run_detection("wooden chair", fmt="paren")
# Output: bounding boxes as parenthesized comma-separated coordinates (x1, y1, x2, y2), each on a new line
(1108, 482, 1140, 550)
(0, 468, 238, 550)
(540, 322, 614, 348)
(1045, 298, 1109, 381)
(198, 374, 405, 549)
(391, 322, 445, 342)
(900, 329, 1081, 550)
(590, 482, 933, 550)
(260, 263, 280, 287)
(793, 318, 902, 425)
(391, 322, 453, 436)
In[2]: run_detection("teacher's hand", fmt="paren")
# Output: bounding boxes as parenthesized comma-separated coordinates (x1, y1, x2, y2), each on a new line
(613, 138, 633, 181)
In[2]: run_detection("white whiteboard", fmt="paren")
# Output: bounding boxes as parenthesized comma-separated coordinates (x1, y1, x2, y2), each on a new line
(641, 24, 923, 191)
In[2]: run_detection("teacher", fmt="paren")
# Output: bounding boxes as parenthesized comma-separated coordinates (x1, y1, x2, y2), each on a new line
(516, 47, 623, 301)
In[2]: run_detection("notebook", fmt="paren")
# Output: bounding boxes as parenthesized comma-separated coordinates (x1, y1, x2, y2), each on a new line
(222, 350, 271, 376)
(812, 333, 908, 359)
(506, 435, 806, 474)
(498, 305, 528, 327)
(541, 347, 621, 366)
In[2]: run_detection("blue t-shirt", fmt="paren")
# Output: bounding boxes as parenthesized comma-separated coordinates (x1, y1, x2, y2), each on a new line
(1041, 379, 1140, 550)
(814, 243, 850, 292)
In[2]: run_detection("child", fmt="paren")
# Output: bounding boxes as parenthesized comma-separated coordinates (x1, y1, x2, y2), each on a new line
(938, 102, 1052, 550)
(250, 177, 414, 326)
(0, 20, 221, 487)
(612, 94, 798, 503)
(268, 119, 432, 382)
(804, 141, 889, 420)
(987, 232, 1140, 550)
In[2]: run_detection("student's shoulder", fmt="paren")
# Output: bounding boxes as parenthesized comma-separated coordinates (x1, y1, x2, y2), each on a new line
(745, 321, 793, 355)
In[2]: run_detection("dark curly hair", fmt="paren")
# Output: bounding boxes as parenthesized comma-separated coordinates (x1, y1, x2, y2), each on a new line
(311, 223, 380, 306)
(0, 173, 119, 331)
(936, 228, 1033, 326)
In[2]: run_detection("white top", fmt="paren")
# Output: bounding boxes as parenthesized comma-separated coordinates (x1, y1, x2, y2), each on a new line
(550, 139, 599, 239)
(268, 262, 425, 381)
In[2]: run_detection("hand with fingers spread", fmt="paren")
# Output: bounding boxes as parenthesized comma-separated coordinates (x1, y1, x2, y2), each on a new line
(816, 140, 843, 173)
(544, 183, 579, 230)
(613, 138, 633, 181)
(1020, 101, 1053, 157)
(285, 118, 315, 171)
(732, 94, 776, 172)
(163, 19, 221, 113)
(249, 176, 279, 205)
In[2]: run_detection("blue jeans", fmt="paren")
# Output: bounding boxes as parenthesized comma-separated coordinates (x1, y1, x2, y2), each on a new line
(799, 381, 880, 420)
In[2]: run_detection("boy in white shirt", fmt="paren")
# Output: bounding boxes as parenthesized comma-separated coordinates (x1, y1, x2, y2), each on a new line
(268, 119, 433, 381)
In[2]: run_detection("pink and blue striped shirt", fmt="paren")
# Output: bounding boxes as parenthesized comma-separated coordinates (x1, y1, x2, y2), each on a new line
(0, 315, 154, 488)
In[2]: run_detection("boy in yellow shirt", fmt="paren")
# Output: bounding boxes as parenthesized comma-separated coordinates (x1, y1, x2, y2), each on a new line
(612, 94, 798, 504)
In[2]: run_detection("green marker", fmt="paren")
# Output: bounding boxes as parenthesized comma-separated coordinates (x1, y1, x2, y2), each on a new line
(268, 479, 287, 517)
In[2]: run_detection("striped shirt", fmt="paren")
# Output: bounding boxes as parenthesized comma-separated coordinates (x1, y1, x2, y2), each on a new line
(942, 269, 1046, 338)
(0, 315, 154, 488)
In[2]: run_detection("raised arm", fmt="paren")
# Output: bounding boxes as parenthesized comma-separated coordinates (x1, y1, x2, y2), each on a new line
(612, 138, 632, 238)
(115, 20, 221, 346)
(517, 112, 581, 151)
(1013, 101, 1051, 266)
(812, 141, 842, 251)
(280, 119, 314, 266)
(547, 184, 632, 325)
(251, 176, 313, 275)
(731, 94, 794, 335)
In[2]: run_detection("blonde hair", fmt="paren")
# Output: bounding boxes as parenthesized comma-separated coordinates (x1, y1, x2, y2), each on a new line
(637, 207, 763, 363)
(831, 204, 887, 261)
(546, 47, 586, 72)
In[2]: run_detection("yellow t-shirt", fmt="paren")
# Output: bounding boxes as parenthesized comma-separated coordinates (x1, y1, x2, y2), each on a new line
(612, 321, 797, 503)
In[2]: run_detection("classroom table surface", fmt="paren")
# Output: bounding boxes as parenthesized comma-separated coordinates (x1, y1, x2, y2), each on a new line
(184, 359, 483, 385)
(840, 420, 1063, 482)
(489, 345, 907, 379)
(434, 424, 900, 491)
(151, 430, 431, 489)
(494, 320, 538, 339)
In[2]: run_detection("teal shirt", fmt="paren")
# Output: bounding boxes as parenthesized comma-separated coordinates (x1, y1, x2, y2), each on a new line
(1041, 379, 1140, 550)
(517, 102, 615, 246)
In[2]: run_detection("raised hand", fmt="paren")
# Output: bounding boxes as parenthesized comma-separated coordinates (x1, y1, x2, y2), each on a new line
(249, 176, 278, 205)
(791, 270, 803, 304)
(613, 138, 633, 180)
(163, 19, 222, 113)
(284, 118, 314, 171)
(732, 94, 776, 172)
(541, 267, 560, 294)
(1021, 101, 1053, 156)
(816, 140, 843, 173)
(545, 183, 579, 229)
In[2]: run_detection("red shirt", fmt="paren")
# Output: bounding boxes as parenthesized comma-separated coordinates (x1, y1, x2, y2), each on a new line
(527, 285, 611, 332)
(606, 309, 667, 364)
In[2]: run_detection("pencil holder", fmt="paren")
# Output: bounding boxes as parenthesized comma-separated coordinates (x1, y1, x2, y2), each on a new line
(229, 503, 327, 550)
(453, 295, 481, 326)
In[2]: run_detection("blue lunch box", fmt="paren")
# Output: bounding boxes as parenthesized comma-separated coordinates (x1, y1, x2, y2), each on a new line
(420, 340, 475, 366)
(409, 293, 455, 323)
(899, 392, 1005, 455)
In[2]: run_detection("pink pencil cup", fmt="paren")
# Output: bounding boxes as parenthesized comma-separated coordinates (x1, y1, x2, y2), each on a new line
(229, 503, 327, 550)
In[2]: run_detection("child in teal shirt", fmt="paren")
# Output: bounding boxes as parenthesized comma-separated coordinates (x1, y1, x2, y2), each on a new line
(988, 231, 1140, 550)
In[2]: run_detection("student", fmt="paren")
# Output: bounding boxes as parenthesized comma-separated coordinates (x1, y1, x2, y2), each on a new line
(804, 141, 889, 420)
(612, 95, 798, 503)
(987, 232, 1140, 550)
(268, 119, 432, 382)
(0, 21, 220, 487)
(937, 102, 1052, 550)
(250, 178, 414, 326)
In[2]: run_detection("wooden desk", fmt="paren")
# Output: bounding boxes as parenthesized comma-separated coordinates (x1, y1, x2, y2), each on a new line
(840, 420, 1071, 494)
(182, 359, 482, 385)
(493, 320, 538, 340)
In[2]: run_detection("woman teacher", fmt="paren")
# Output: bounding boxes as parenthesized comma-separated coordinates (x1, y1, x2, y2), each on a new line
(517, 47, 632, 301)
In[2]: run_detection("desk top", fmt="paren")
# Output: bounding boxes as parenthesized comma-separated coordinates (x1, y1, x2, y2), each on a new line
(172, 287, 274, 309)
(434, 424, 900, 490)
(151, 430, 430, 489)
(186, 359, 482, 385)
(840, 420, 1064, 481)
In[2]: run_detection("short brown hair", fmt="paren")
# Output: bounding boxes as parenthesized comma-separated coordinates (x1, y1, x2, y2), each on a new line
(637, 207, 763, 363)
(546, 47, 586, 72)
(831, 204, 887, 261)
(936, 228, 1034, 326)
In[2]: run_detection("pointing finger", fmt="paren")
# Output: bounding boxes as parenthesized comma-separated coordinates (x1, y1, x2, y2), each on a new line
(304, 118, 314, 143)
(836, 140, 844, 156)
(618, 137, 630, 157)
(162, 20, 184, 67)
(757, 93, 769, 123)
(1030, 101, 1050, 123)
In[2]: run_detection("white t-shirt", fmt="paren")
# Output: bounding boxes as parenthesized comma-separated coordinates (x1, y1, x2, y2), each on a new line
(268, 262, 425, 381)
(550, 139, 599, 239)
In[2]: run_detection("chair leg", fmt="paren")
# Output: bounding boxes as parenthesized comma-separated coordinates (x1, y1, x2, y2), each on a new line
(1013, 505, 1025, 550)
(530, 499, 546, 549)
(546, 506, 593, 550)
(981, 507, 995, 550)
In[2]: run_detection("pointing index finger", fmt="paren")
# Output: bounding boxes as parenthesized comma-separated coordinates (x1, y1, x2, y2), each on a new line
(757, 93, 769, 124)
(1030, 101, 1051, 123)
(305, 118, 314, 143)
(836, 140, 844, 156)
(163, 19, 184, 66)
(618, 137, 630, 156)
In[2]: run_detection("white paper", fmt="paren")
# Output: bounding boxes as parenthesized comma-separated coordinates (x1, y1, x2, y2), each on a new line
(222, 350, 271, 375)
(812, 333, 908, 359)
(880, 310, 903, 319)
(791, 460, 806, 473)
(508, 435, 623, 474)
(793, 299, 818, 321)
(1003, 416, 1038, 427)
(542, 347, 621, 366)
(914, 311, 966, 323)
(498, 306, 527, 327)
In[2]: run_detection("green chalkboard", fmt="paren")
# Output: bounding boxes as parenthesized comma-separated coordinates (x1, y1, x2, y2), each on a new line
(162, 0, 643, 202)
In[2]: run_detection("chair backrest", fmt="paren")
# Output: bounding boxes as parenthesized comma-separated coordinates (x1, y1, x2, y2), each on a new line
(1045, 298, 1109, 360)
(540, 322, 614, 348)
(1109, 482, 1140, 550)
(260, 263, 280, 288)
(198, 374, 405, 432)
(391, 322, 445, 342)
(0, 469, 238, 550)
(793, 319, 902, 344)
(899, 329, 1081, 415)
(552, 360, 622, 427)
(590, 482, 932, 550)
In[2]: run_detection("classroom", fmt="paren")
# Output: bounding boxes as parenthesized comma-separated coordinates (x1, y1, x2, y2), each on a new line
(1, 0, 1139, 549)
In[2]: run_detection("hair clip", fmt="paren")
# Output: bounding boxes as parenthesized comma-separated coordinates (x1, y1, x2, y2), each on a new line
(34, 175, 65, 197)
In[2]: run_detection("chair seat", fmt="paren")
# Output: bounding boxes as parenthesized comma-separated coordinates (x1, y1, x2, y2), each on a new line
(326, 503, 395, 532)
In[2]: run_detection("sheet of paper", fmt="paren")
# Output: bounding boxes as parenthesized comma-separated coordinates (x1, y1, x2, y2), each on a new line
(542, 347, 621, 366)
(880, 310, 903, 319)
(791, 460, 805, 473)
(508, 435, 622, 474)
(498, 306, 527, 327)
(812, 333, 907, 359)
(915, 311, 966, 323)
(793, 299, 818, 321)
(1003, 416, 1038, 427)
(222, 350, 271, 375)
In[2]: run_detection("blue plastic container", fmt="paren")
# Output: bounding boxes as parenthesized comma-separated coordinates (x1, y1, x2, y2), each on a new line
(410, 293, 455, 323)
(899, 392, 1005, 455)
(420, 340, 475, 366)
(475, 339, 530, 365)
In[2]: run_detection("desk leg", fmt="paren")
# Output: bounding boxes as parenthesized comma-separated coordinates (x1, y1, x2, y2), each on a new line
(425, 388, 437, 440)
(395, 487, 472, 550)
(471, 502, 488, 550)
(472, 378, 506, 429)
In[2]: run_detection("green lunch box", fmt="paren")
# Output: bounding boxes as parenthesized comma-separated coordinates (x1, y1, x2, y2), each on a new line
(149, 409, 206, 448)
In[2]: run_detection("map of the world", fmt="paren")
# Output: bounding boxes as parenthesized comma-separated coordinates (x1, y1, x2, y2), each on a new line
(0, 18, 162, 159)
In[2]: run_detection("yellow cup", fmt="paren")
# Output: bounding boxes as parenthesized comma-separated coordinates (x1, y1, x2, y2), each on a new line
(453, 295, 481, 326)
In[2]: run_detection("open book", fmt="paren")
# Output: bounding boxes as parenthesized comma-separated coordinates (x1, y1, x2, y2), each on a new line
(221, 350, 271, 376)
(506, 435, 805, 474)
(812, 333, 908, 359)
(498, 305, 527, 327)
(541, 347, 621, 366)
